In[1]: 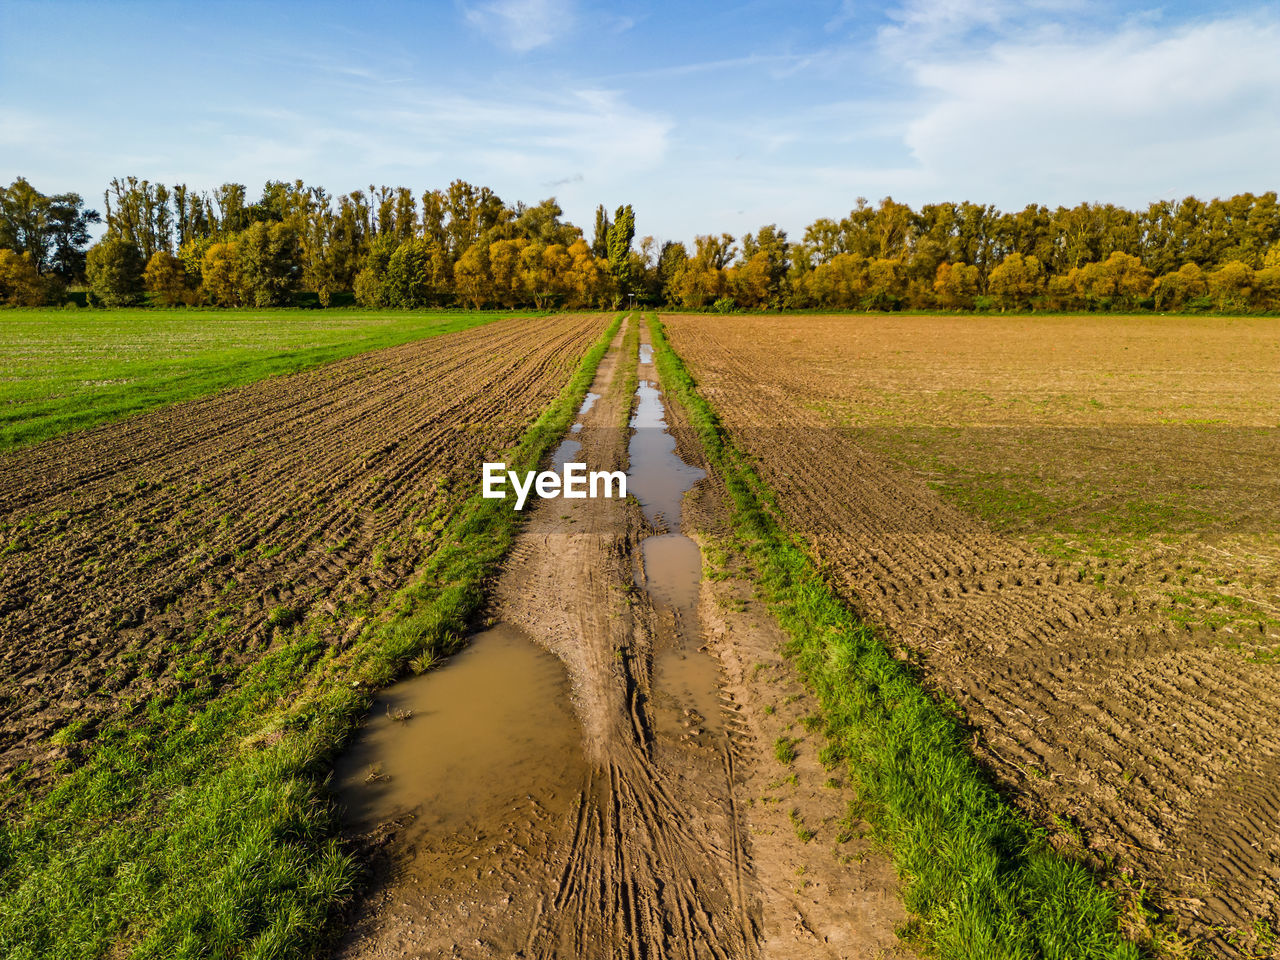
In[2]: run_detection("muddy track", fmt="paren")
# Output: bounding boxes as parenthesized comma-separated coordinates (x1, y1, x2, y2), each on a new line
(0, 313, 608, 794)
(335, 320, 911, 959)
(663, 313, 1280, 954)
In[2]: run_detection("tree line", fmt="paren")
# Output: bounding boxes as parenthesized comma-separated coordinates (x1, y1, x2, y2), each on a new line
(1, 176, 1279, 312)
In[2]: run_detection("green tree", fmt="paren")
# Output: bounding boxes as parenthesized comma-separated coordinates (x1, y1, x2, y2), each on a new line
(238, 222, 301, 306)
(352, 235, 397, 308)
(86, 238, 145, 306)
(0, 177, 100, 281)
(606, 204, 637, 295)
(385, 238, 447, 308)
(591, 204, 610, 258)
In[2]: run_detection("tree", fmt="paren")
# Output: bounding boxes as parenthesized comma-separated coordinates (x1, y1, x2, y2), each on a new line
(987, 253, 1045, 310)
(934, 262, 981, 309)
(514, 198, 580, 247)
(385, 238, 449, 308)
(655, 241, 687, 305)
(488, 238, 526, 308)
(865, 257, 908, 310)
(1152, 263, 1207, 311)
(727, 253, 771, 308)
(798, 253, 868, 309)
(591, 204, 610, 258)
(1207, 261, 1255, 311)
(201, 242, 241, 306)
(353, 235, 396, 308)
(0, 177, 100, 281)
(103, 177, 172, 259)
(238, 222, 300, 306)
(1072, 252, 1153, 309)
(86, 239, 145, 306)
(606, 204, 637, 295)
(565, 239, 608, 307)
(736, 225, 789, 306)
(454, 243, 491, 309)
(144, 251, 188, 306)
(0, 250, 52, 306)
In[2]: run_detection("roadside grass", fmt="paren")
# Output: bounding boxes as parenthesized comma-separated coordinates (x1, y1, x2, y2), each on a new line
(0, 314, 623, 959)
(649, 313, 1142, 960)
(0, 308, 544, 452)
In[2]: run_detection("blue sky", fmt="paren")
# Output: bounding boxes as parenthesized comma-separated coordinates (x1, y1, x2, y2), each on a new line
(3, 0, 1279, 245)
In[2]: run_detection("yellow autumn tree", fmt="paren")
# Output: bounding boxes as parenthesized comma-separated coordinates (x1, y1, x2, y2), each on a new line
(0, 249, 49, 306)
(1152, 263, 1207, 310)
(144, 250, 188, 306)
(200, 242, 241, 306)
(933, 262, 980, 309)
(987, 253, 1045, 310)
(454, 243, 491, 309)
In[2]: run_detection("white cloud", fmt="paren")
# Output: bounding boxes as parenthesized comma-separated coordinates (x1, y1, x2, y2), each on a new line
(463, 0, 574, 51)
(891, 14, 1280, 205)
(878, 0, 1090, 54)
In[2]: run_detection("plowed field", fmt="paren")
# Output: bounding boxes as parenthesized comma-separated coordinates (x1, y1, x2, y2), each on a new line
(663, 312, 1280, 955)
(0, 313, 607, 797)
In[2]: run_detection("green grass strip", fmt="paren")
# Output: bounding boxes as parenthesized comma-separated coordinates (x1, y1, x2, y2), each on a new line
(647, 313, 1138, 960)
(0, 313, 624, 960)
(0, 308, 542, 452)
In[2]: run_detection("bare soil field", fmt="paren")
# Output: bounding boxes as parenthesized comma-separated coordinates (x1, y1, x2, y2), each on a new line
(333, 319, 913, 959)
(663, 312, 1280, 955)
(0, 313, 605, 797)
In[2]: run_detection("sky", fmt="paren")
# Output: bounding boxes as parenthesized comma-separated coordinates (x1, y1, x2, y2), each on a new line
(3, 0, 1279, 245)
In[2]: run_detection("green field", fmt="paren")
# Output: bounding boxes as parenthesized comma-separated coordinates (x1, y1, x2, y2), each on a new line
(0, 309, 541, 452)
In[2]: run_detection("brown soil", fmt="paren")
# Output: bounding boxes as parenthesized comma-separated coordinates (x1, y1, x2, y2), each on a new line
(0, 313, 607, 797)
(334, 319, 914, 959)
(663, 312, 1280, 957)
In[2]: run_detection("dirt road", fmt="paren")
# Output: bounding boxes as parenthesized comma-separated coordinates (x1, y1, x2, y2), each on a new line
(335, 317, 912, 959)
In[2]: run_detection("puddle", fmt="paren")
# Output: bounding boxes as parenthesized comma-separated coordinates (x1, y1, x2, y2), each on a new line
(641, 534, 702, 610)
(629, 379, 705, 527)
(560, 390, 600, 447)
(335, 623, 586, 839)
(551, 437, 582, 471)
(627, 344, 721, 736)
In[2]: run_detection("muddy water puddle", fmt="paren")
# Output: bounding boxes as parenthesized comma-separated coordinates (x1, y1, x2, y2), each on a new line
(630, 343, 722, 735)
(335, 623, 586, 842)
(629, 378, 705, 528)
(553, 390, 601, 460)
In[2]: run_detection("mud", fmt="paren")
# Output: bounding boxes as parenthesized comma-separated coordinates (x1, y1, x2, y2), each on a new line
(335, 318, 914, 959)
(663, 311, 1280, 955)
(0, 313, 607, 797)
(335, 623, 586, 838)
